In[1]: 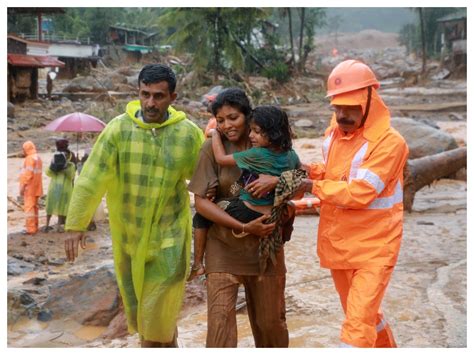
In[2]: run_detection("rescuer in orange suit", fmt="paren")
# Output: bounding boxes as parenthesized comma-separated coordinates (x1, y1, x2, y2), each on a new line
(19, 141, 44, 235)
(296, 60, 409, 347)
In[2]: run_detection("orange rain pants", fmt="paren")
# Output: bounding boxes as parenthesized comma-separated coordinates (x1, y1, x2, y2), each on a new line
(24, 195, 40, 234)
(331, 267, 397, 348)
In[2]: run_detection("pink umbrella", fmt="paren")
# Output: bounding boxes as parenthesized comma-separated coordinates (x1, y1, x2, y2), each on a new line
(44, 112, 107, 159)
(44, 112, 106, 132)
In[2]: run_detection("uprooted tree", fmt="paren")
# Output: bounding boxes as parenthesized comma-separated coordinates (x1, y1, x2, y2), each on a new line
(403, 147, 467, 212)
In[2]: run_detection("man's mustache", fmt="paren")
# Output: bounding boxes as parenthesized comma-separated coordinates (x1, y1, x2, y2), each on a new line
(337, 118, 354, 125)
(145, 108, 160, 114)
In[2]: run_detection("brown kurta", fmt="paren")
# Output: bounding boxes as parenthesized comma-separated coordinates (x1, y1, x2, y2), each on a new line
(188, 139, 286, 276)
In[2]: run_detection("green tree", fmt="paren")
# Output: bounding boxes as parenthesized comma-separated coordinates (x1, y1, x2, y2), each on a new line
(400, 7, 462, 66)
(159, 8, 269, 81)
(274, 8, 326, 72)
(298, 8, 326, 72)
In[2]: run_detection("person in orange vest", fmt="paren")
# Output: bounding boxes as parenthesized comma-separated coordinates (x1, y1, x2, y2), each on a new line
(295, 60, 409, 347)
(19, 141, 44, 235)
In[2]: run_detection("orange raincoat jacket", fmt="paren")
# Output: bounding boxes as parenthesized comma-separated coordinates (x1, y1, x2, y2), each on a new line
(309, 89, 409, 269)
(19, 141, 43, 198)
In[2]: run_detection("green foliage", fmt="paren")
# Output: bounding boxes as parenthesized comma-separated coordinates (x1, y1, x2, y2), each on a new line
(7, 7, 328, 79)
(263, 62, 290, 83)
(270, 8, 326, 72)
(399, 23, 419, 54)
(399, 8, 463, 58)
(7, 13, 36, 34)
(159, 8, 271, 80)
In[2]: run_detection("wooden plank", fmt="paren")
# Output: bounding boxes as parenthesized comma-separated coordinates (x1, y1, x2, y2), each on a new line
(391, 101, 466, 112)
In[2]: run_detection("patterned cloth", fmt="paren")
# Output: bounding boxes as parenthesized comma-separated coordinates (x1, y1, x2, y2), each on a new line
(65, 101, 204, 342)
(259, 168, 307, 273)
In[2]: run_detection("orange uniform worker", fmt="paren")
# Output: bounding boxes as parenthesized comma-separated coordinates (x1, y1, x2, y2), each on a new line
(19, 141, 44, 235)
(297, 60, 409, 347)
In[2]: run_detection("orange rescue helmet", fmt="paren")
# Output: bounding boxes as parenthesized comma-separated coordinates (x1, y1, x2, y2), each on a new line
(326, 59, 380, 97)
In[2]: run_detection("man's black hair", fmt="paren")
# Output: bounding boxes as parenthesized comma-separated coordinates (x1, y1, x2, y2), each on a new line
(250, 105, 293, 151)
(138, 64, 177, 93)
(211, 87, 252, 120)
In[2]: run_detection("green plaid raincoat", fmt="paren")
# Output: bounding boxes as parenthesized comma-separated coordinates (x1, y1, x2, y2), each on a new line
(65, 100, 204, 342)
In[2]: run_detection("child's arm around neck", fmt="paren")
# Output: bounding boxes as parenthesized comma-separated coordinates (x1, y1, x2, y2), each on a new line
(211, 129, 237, 166)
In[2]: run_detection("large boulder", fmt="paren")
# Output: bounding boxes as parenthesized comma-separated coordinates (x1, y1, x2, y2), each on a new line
(391, 117, 458, 159)
(63, 76, 114, 93)
(42, 264, 120, 326)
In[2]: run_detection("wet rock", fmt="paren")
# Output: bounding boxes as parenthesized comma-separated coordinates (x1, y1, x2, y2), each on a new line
(7, 289, 37, 325)
(294, 119, 314, 128)
(431, 68, 450, 81)
(37, 309, 53, 322)
(18, 125, 30, 131)
(12, 253, 24, 260)
(448, 113, 464, 121)
(63, 76, 114, 93)
(48, 258, 66, 266)
(102, 300, 128, 339)
(23, 277, 47, 286)
(43, 264, 119, 326)
(391, 117, 458, 159)
(8, 101, 15, 117)
(8, 256, 36, 276)
(126, 74, 139, 87)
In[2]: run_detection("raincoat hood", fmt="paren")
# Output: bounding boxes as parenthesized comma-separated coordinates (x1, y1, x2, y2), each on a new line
(126, 100, 186, 129)
(328, 88, 390, 142)
(23, 141, 37, 156)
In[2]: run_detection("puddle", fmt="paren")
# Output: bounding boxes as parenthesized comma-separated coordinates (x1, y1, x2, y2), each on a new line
(74, 325, 107, 341)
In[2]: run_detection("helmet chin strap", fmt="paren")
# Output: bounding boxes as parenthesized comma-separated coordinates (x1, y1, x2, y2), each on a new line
(360, 86, 372, 127)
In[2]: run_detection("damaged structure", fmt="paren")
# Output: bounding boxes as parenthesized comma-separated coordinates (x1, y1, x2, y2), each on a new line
(7, 35, 65, 102)
(105, 25, 158, 64)
(437, 9, 467, 67)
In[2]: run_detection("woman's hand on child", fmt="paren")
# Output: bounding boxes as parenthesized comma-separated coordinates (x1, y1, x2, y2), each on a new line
(245, 174, 279, 198)
(245, 214, 275, 238)
(205, 186, 217, 202)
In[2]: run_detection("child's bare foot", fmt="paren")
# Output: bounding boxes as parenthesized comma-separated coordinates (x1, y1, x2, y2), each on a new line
(187, 263, 205, 282)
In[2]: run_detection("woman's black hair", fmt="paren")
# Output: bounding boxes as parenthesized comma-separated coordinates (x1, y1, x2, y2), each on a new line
(211, 87, 252, 121)
(250, 105, 293, 151)
(138, 64, 177, 93)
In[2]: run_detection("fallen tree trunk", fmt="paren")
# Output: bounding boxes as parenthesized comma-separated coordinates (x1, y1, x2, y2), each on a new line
(403, 147, 467, 212)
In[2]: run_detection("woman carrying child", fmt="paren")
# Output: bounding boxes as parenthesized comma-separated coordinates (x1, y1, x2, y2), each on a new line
(188, 88, 300, 347)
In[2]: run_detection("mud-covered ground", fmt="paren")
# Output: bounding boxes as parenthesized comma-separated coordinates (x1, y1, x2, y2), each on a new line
(7, 137, 467, 348)
(6, 30, 467, 348)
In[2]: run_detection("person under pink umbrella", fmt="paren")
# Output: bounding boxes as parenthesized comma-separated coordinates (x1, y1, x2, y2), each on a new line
(44, 112, 106, 160)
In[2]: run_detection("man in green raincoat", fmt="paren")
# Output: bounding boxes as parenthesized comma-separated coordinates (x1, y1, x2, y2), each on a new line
(64, 64, 204, 347)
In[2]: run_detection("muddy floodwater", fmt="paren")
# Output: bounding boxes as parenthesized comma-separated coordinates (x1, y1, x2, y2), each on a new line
(7, 138, 467, 348)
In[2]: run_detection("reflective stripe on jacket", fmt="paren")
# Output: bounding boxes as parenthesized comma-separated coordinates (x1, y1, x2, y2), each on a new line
(310, 90, 409, 269)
